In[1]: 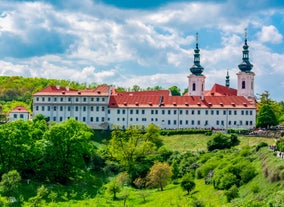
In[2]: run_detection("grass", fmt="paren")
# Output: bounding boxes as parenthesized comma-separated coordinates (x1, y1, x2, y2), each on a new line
(161, 134, 276, 153)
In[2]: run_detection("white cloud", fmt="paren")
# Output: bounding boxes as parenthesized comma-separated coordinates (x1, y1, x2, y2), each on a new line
(257, 25, 282, 44)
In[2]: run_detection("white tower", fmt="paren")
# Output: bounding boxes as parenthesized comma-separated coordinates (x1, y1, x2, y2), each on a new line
(188, 33, 205, 96)
(237, 29, 255, 100)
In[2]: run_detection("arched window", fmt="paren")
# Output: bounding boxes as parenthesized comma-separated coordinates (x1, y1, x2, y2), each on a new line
(242, 81, 245, 89)
(193, 83, 196, 91)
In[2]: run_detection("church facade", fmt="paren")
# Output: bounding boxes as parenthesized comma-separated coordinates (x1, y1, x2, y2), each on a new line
(32, 34, 256, 130)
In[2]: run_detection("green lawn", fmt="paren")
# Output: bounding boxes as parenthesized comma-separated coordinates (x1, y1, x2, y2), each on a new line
(161, 134, 276, 153)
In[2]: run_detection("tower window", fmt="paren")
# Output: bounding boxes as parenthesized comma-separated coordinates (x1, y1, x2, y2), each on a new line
(242, 81, 246, 89)
(192, 83, 196, 91)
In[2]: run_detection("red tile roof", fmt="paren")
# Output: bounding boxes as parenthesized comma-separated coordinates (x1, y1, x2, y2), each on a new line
(34, 85, 110, 96)
(109, 94, 255, 109)
(205, 84, 237, 96)
(10, 106, 29, 113)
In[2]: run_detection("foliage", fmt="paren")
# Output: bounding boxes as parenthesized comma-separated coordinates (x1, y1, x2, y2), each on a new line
(224, 185, 239, 202)
(40, 118, 95, 183)
(276, 138, 284, 152)
(146, 162, 172, 191)
(105, 178, 121, 200)
(180, 174, 195, 195)
(106, 125, 161, 181)
(0, 170, 21, 197)
(168, 86, 181, 96)
(255, 142, 268, 152)
(256, 104, 279, 128)
(207, 133, 239, 151)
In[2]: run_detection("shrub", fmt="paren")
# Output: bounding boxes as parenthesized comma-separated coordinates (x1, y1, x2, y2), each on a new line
(207, 133, 233, 151)
(255, 142, 268, 152)
(224, 185, 239, 202)
(212, 171, 238, 190)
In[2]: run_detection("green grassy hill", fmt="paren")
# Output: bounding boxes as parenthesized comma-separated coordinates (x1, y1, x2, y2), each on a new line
(36, 134, 281, 207)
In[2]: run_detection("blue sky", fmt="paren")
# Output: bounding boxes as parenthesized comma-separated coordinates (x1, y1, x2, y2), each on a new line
(0, 0, 284, 101)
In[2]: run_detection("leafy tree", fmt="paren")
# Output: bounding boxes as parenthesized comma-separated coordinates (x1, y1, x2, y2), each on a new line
(105, 178, 121, 200)
(0, 170, 21, 197)
(180, 174, 195, 195)
(28, 185, 48, 207)
(107, 125, 158, 180)
(169, 86, 181, 96)
(132, 85, 141, 92)
(146, 162, 172, 191)
(256, 104, 278, 128)
(144, 123, 163, 148)
(40, 118, 94, 183)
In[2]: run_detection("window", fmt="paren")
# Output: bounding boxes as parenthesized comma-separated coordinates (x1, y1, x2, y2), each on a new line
(197, 110, 201, 115)
(192, 83, 196, 91)
(36, 106, 39, 111)
(91, 98, 94, 101)
(229, 110, 232, 115)
(211, 110, 214, 115)
(90, 106, 94, 111)
(141, 109, 145, 114)
(234, 110, 237, 115)
(60, 97, 64, 102)
(168, 120, 171, 125)
(68, 97, 71, 102)
(246, 110, 249, 115)
(60, 106, 63, 111)
(155, 110, 158, 114)
(168, 110, 171, 115)
(54, 97, 57, 102)
(186, 120, 188, 125)
(20, 114, 24, 119)
(117, 109, 120, 114)
(162, 110, 165, 115)
(42, 106, 45, 111)
(180, 120, 182, 125)
(186, 110, 189, 115)
(53, 106, 57, 111)
(75, 106, 78, 111)
(223, 110, 226, 115)
(102, 106, 105, 111)
(173, 120, 177, 125)
(90, 117, 93, 122)
(174, 110, 177, 115)
(83, 106, 86, 111)
(76, 97, 79, 102)
(102, 98, 105, 101)
(191, 110, 194, 115)
(241, 110, 244, 115)
(83, 97, 87, 102)
(205, 120, 208, 126)
(14, 114, 17, 118)
(191, 120, 194, 125)
(96, 106, 99, 111)
(60, 117, 63, 121)
(96, 117, 99, 122)
(216, 110, 219, 115)
(122, 109, 126, 114)
(242, 80, 245, 89)
(48, 97, 51, 102)
(130, 109, 133, 114)
(101, 117, 105, 122)
(136, 110, 139, 114)
(180, 110, 183, 115)
(42, 97, 45, 102)
(96, 97, 99, 102)
(83, 117, 86, 122)
(36, 97, 39, 101)
(47, 106, 50, 111)
(250, 110, 253, 115)
(53, 117, 56, 121)
(205, 110, 208, 115)
(151, 110, 154, 115)
(221, 120, 224, 126)
(216, 120, 219, 125)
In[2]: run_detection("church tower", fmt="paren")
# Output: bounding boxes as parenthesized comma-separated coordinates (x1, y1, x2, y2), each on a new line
(237, 29, 255, 100)
(188, 33, 205, 96)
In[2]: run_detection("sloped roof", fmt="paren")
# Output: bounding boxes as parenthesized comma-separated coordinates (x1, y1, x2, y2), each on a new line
(33, 85, 110, 96)
(109, 93, 255, 109)
(10, 106, 29, 113)
(204, 83, 237, 96)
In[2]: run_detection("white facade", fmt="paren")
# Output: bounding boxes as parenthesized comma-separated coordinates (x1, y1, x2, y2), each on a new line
(187, 74, 206, 96)
(237, 71, 255, 99)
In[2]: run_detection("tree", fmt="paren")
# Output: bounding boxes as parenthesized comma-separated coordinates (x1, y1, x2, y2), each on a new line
(105, 178, 121, 200)
(256, 104, 278, 128)
(169, 86, 181, 96)
(144, 123, 163, 148)
(207, 133, 235, 151)
(0, 170, 21, 197)
(180, 174, 195, 195)
(146, 162, 172, 191)
(41, 118, 94, 183)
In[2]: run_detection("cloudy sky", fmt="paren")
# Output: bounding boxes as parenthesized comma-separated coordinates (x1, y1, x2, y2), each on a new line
(0, 0, 284, 101)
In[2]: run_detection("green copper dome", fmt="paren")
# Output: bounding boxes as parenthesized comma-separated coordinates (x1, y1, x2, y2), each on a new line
(238, 39, 253, 73)
(190, 33, 204, 76)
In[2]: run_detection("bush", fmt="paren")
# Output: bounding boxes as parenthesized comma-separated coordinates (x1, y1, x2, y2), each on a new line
(255, 142, 268, 152)
(224, 185, 239, 202)
(212, 170, 238, 190)
(207, 133, 232, 151)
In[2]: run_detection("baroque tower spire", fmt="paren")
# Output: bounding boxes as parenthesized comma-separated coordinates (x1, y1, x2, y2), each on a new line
(238, 28, 253, 73)
(225, 70, 230, 87)
(190, 32, 204, 76)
